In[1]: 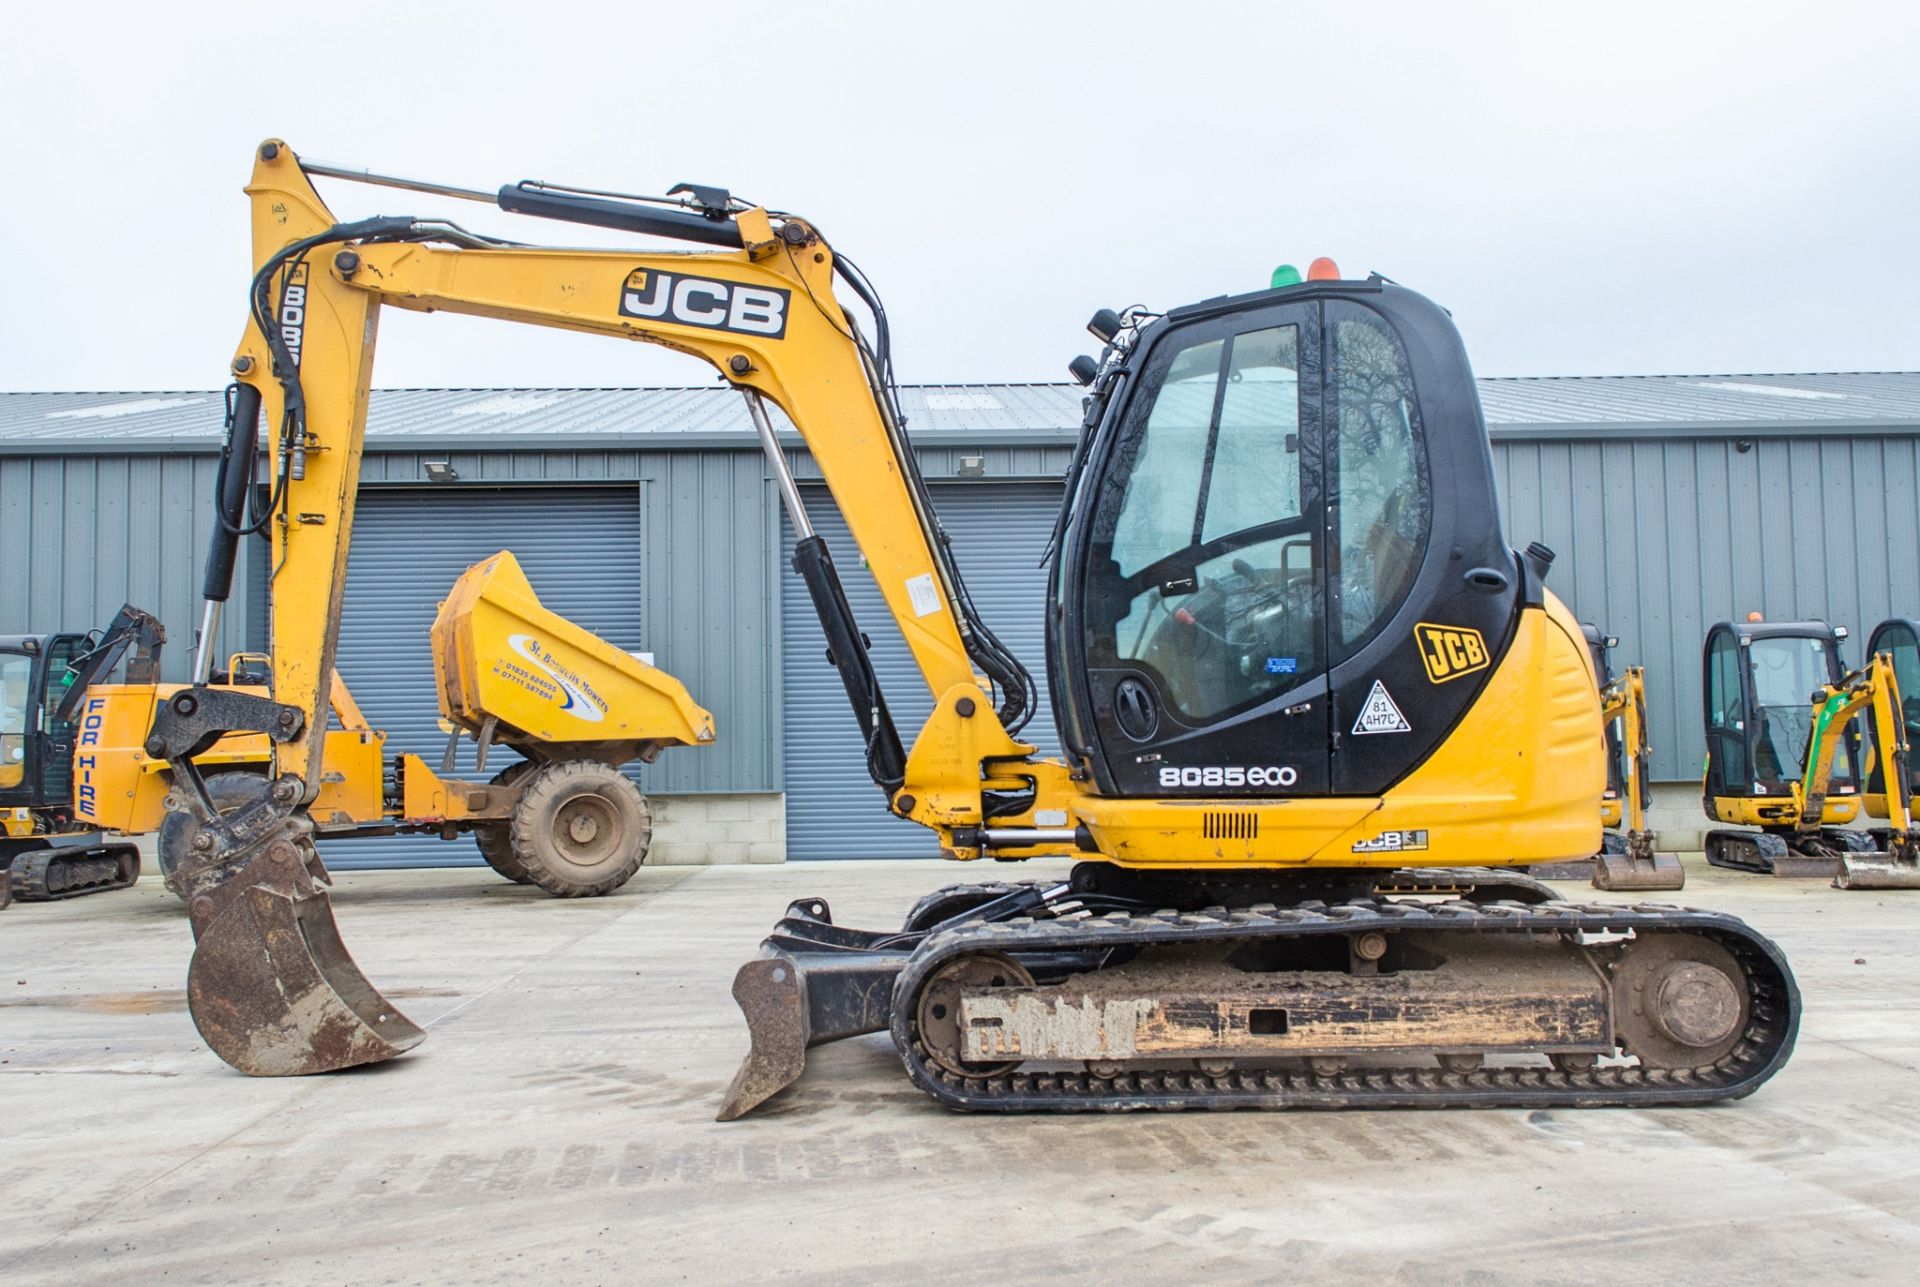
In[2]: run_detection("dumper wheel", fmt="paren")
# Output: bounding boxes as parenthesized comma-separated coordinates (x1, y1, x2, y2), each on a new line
(157, 771, 267, 904)
(509, 760, 650, 897)
(474, 761, 537, 884)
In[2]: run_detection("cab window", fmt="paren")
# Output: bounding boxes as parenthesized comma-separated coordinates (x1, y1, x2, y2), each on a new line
(42, 636, 84, 738)
(1880, 623, 1920, 743)
(1747, 636, 1848, 788)
(1093, 322, 1316, 721)
(1705, 631, 1749, 791)
(1327, 303, 1430, 656)
(0, 652, 31, 788)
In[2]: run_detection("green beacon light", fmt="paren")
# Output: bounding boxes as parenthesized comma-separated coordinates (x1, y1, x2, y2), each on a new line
(1270, 263, 1303, 288)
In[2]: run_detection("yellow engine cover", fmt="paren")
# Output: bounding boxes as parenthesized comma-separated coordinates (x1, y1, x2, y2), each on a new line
(70, 685, 384, 834)
(431, 551, 715, 751)
(1069, 593, 1606, 869)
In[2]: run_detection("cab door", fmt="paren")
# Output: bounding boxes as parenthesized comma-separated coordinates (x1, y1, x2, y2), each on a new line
(36, 633, 88, 809)
(1073, 301, 1331, 796)
(1702, 625, 1750, 802)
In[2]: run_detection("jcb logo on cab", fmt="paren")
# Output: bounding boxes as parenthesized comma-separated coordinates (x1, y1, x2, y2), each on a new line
(1414, 623, 1489, 684)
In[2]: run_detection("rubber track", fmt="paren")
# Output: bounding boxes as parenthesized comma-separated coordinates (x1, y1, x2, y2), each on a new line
(8, 846, 140, 901)
(890, 897, 1798, 1112)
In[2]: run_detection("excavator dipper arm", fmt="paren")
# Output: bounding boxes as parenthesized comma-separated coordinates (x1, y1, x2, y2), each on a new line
(1813, 655, 1919, 889)
(1591, 666, 1684, 890)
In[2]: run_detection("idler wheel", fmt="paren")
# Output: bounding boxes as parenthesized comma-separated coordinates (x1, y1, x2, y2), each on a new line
(914, 953, 1034, 1078)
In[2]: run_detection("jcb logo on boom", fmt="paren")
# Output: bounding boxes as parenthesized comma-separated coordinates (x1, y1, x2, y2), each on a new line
(618, 270, 791, 338)
(1414, 622, 1490, 684)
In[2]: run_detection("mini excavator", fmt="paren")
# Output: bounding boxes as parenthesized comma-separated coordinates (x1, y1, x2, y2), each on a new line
(0, 606, 157, 905)
(1702, 617, 1917, 888)
(161, 140, 1800, 1114)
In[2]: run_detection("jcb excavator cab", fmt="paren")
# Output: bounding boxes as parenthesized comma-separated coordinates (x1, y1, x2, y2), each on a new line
(0, 627, 143, 903)
(1702, 618, 1868, 874)
(1050, 281, 1533, 800)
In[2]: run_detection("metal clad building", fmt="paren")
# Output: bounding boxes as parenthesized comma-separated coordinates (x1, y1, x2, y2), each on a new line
(3, 372, 1915, 862)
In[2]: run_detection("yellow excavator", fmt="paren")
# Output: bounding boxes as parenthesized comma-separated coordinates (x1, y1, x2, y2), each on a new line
(0, 606, 158, 905)
(1702, 617, 1917, 889)
(158, 139, 1800, 1114)
(75, 552, 713, 911)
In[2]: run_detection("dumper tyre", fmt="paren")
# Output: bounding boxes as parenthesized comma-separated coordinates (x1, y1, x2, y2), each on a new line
(157, 770, 268, 904)
(509, 760, 650, 897)
(474, 760, 538, 884)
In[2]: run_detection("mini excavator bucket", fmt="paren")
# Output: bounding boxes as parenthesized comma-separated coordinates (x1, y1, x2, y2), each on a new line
(1593, 833, 1686, 891)
(185, 841, 424, 1076)
(1834, 846, 1920, 890)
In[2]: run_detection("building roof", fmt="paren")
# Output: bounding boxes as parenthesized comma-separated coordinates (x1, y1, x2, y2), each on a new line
(3, 371, 1918, 452)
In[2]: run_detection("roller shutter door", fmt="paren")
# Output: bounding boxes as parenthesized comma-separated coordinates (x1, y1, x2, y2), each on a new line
(781, 482, 1063, 859)
(317, 487, 643, 869)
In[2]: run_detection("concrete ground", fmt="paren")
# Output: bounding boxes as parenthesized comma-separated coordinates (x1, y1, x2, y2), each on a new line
(2, 856, 1916, 1285)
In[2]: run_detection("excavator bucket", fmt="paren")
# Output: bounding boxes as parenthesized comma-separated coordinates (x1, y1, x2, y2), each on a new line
(716, 899, 905, 1121)
(1593, 848, 1686, 892)
(187, 871, 424, 1076)
(1833, 852, 1920, 890)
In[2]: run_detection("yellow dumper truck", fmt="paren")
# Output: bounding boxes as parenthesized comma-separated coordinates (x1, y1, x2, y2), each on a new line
(74, 551, 713, 899)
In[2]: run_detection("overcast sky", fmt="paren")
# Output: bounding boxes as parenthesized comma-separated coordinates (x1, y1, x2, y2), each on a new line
(3, 1, 1916, 392)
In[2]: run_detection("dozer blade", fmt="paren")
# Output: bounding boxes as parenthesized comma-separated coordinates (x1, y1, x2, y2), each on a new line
(1593, 850, 1686, 892)
(717, 955, 811, 1121)
(188, 880, 424, 1076)
(1833, 853, 1920, 890)
(717, 898, 907, 1121)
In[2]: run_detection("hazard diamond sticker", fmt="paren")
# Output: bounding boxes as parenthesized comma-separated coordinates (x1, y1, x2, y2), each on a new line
(1351, 680, 1411, 735)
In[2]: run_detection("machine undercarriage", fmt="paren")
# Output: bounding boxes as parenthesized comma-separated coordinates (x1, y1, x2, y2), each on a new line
(719, 867, 1797, 1118)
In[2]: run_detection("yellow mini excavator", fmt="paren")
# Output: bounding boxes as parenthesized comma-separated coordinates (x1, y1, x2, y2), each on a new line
(0, 606, 157, 905)
(1702, 617, 1918, 888)
(159, 140, 1800, 1113)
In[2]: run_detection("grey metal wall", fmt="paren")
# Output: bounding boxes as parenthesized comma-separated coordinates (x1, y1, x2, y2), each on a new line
(12, 428, 1913, 807)
(320, 486, 645, 870)
(1495, 433, 1920, 782)
(359, 450, 782, 796)
(0, 451, 257, 677)
(781, 482, 1065, 859)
